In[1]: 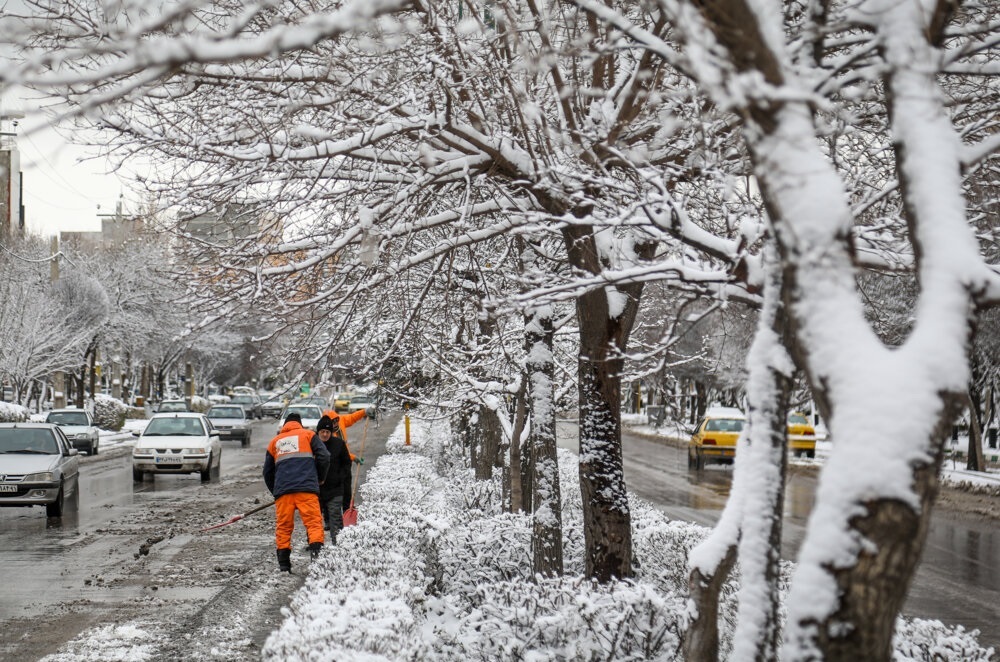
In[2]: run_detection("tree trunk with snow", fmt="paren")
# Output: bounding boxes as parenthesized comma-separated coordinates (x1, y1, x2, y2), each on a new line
(525, 306, 564, 577)
(685, 247, 792, 661)
(474, 405, 504, 480)
(563, 225, 654, 581)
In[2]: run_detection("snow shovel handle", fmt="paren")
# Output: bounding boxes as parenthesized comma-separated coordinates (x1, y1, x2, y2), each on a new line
(200, 499, 276, 532)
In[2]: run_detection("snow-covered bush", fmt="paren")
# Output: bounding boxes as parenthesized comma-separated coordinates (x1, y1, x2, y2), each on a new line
(124, 405, 146, 419)
(0, 401, 29, 422)
(189, 395, 210, 413)
(424, 576, 685, 661)
(92, 395, 127, 431)
(893, 618, 994, 661)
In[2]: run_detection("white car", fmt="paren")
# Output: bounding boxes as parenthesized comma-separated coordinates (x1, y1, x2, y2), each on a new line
(45, 408, 100, 455)
(277, 404, 324, 432)
(131, 413, 222, 483)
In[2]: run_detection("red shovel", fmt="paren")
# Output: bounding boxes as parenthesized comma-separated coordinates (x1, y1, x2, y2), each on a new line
(200, 499, 275, 532)
(343, 499, 358, 527)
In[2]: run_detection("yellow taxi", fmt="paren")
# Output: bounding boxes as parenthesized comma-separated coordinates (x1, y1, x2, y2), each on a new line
(688, 407, 745, 470)
(787, 411, 817, 458)
(333, 392, 353, 413)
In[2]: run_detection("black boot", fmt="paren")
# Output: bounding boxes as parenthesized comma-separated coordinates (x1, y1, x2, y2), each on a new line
(276, 548, 292, 572)
(309, 542, 323, 560)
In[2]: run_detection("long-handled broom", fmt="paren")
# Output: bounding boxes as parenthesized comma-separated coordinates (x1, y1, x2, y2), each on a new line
(342, 416, 369, 527)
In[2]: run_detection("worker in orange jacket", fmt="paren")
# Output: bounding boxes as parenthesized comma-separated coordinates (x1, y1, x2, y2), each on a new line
(263, 412, 330, 572)
(323, 409, 367, 509)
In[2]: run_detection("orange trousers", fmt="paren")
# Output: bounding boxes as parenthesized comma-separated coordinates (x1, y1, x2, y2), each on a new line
(274, 492, 325, 549)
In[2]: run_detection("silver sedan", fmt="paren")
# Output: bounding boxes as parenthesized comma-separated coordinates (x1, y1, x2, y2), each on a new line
(0, 423, 81, 517)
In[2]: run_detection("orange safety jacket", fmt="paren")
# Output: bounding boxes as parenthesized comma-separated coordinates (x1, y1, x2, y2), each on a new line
(323, 409, 366, 460)
(263, 420, 330, 497)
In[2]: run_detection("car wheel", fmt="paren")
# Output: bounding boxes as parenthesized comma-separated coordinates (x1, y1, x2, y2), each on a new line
(132, 467, 144, 482)
(687, 447, 696, 469)
(241, 433, 250, 448)
(806, 449, 815, 459)
(91, 440, 99, 456)
(694, 449, 704, 470)
(46, 485, 64, 518)
(201, 455, 213, 482)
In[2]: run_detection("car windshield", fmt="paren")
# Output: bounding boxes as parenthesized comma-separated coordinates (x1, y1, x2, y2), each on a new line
(335, 393, 351, 401)
(286, 406, 322, 419)
(231, 396, 254, 404)
(351, 396, 371, 405)
(144, 417, 205, 436)
(0, 428, 59, 454)
(159, 402, 187, 411)
(208, 407, 244, 419)
(47, 412, 89, 426)
(788, 414, 809, 425)
(704, 418, 744, 432)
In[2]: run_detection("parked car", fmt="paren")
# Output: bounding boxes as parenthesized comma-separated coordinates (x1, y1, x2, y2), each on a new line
(131, 413, 222, 482)
(205, 405, 252, 447)
(292, 395, 328, 408)
(346, 394, 378, 421)
(787, 411, 817, 458)
(45, 408, 100, 455)
(332, 392, 353, 413)
(688, 407, 745, 470)
(0, 423, 80, 517)
(277, 404, 324, 431)
(157, 399, 189, 413)
(259, 392, 288, 418)
(230, 394, 263, 419)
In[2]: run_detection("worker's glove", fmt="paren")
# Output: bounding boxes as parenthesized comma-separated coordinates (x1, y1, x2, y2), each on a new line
(354, 457, 365, 465)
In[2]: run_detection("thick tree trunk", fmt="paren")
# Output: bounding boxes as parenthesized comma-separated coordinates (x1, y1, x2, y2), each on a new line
(526, 307, 564, 577)
(563, 227, 646, 581)
(808, 407, 960, 659)
(474, 405, 503, 480)
(686, 545, 737, 662)
(562, 224, 652, 582)
(507, 378, 528, 513)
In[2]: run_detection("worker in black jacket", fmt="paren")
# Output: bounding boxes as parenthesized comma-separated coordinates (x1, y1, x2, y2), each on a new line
(315, 415, 353, 542)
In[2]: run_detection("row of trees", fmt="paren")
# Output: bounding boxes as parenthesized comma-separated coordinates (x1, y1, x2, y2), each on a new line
(2, 0, 998, 659)
(0, 232, 266, 409)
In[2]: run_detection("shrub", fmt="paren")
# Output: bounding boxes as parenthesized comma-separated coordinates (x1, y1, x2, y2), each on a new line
(0, 402, 29, 423)
(92, 395, 128, 431)
(189, 395, 210, 413)
(125, 406, 146, 420)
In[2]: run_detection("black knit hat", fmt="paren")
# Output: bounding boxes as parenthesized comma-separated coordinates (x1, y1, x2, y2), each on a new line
(316, 415, 335, 432)
(284, 412, 302, 424)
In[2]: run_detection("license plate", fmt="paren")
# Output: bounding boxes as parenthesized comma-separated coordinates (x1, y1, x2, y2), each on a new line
(0, 485, 17, 492)
(155, 456, 182, 465)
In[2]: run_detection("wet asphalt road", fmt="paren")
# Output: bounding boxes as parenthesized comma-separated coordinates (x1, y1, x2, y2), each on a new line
(558, 421, 1000, 649)
(0, 413, 394, 630)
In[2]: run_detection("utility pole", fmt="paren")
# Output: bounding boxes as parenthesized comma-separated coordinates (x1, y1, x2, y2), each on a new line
(51, 236, 66, 408)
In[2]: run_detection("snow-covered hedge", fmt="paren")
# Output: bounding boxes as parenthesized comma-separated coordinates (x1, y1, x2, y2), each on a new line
(0, 401, 29, 423)
(92, 395, 128, 431)
(263, 417, 993, 661)
(189, 395, 210, 413)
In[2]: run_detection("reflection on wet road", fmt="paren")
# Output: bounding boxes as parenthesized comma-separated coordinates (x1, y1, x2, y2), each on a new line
(558, 421, 1000, 648)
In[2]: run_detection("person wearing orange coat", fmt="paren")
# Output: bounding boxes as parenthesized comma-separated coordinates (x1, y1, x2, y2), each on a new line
(323, 408, 367, 510)
(263, 412, 330, 572)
